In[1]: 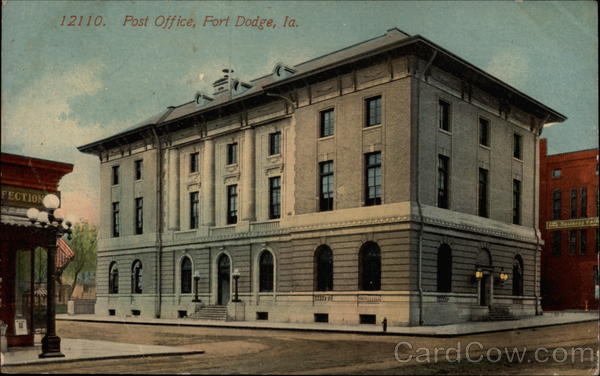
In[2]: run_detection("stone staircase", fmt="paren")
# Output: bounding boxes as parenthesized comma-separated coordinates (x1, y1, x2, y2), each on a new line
(488, 305, 517, 321)
(188, 305, 228, 321)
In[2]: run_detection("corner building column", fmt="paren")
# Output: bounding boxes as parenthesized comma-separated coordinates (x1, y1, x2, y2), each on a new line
(241, 127, 255, 221)
(202, 138, 215, 226)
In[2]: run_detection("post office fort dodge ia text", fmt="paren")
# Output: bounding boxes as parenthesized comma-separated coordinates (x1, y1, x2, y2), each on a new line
(79, 28, 565, 326)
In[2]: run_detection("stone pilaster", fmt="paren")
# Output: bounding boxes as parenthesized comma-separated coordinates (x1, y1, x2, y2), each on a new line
(167, 148, 180, 230)
(241, 128, 255, 221)
(202, 138, 215, 226)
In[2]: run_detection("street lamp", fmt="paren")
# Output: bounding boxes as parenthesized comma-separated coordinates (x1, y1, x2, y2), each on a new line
(192, 271, 201, 303)
(232, 268, 241, 302)
(26, 193, 74, 358)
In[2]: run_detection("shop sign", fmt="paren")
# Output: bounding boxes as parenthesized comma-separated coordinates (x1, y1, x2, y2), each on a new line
(0, 185, 60, 209)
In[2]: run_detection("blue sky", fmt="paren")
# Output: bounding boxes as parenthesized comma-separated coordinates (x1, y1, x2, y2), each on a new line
(2, 1, 597, 223)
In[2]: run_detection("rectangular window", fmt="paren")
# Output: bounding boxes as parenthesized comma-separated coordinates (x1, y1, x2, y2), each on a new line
(320, 109, 334, 137)
(269, 132, 281, 156)
(190, 191, 199, 229)
(437, 155, 449, 209)
(269, 176, 281, 219)
(112, 166, 119, 185)
(135, 198, 143, 235)
(552, 231, 561, 256)
(365, 152, 382, 206)
(552, 169, 561, 178)
(439, 100, 450, 131)
(134, 160, 143, 180)
(479, 118, 490, 146)
(319, 161, 334, 211)
(513, 134, 522, 159)
(227, 185, 238, 224)
(596, 227, 599, 253)
(552, 190, 561, 220)
(478, 168, 489, 217)
(190, 152, 199, 173)
(581, 187, 587, 217)
(513, 179, 521, 225)
(314, 313, 329, 323)
(112, 202, 120, 237)
(579, 230, 587, 255)
(570, 188, 577, 219)
(569, 230, 576, 255)
(227, 143, 238, 165)
(365, 96, 381, 127)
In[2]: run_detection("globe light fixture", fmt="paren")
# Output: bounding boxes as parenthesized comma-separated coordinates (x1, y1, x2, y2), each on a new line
(42, 193, 60, 210)
(27, 207, 40, 223)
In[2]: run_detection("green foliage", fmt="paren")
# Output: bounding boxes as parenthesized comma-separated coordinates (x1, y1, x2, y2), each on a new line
(62, 222, 97, 299)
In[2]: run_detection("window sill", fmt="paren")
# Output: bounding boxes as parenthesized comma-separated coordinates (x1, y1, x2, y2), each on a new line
(363, 124, 382, 130)
(479, 144, 491, 151)
(512, 157, 523, 163)
(438, 128, 452, 136)
(318, 135, 335, 141)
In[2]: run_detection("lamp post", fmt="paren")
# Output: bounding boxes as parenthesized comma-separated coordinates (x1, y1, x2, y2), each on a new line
(26, 194, 74, 359)
(192, 271, 201, 303)
(232, 268, 241, 302)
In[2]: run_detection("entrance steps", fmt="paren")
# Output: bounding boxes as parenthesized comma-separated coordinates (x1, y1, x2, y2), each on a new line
(188, 305, 228, 321)
(488, 305, 517, 321)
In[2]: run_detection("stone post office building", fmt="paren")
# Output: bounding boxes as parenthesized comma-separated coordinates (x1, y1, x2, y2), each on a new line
(79, 28, 565, 326)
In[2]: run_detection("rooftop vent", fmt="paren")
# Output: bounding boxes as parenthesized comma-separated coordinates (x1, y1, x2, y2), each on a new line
(194, 91, 213, 107)
(231, 78, 252, 96)
(273, 63, 296, 81)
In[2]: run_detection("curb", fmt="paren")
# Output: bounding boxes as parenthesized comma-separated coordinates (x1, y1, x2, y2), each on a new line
(55, 316, 598, 338)
(2, 349, 205, 367)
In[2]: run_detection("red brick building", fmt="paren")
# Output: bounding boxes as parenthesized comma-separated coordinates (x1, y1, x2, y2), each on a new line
(539, 139, 599, 311)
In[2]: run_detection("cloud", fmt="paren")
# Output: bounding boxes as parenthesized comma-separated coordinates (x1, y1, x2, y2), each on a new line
(1, 61, 115, 224)
(485, 48, 530, 87)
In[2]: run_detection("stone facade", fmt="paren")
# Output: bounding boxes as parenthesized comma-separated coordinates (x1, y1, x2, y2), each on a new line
(79, 28, 565, 326)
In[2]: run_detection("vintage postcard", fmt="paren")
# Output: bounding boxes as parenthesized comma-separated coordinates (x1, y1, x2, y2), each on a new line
(1, 1, 598, 374)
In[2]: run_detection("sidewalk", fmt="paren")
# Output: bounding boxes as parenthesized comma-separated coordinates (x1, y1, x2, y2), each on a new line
(1, 337, 204, 367)
(56, 310, 598, 337)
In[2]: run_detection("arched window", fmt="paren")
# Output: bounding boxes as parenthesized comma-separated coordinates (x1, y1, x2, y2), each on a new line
(437, 244, 452, 292)
(132, 260, 143, 294)
(512, 255, 524, 296)
(259, 251, 274, 292)
(109, 262, 119, 294)
(315, 245, 333, 291)
(180, 256, 192, 294)
(359, 242, 381, 291)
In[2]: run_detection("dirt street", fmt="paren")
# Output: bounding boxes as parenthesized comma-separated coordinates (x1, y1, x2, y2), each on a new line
(3, 320, 598, 374)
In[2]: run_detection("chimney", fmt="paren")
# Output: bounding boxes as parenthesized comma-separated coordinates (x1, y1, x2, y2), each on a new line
(212, 68, 234, 97)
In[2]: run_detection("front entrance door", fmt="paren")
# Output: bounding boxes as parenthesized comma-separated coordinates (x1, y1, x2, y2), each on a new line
(479, 274, 490, 306)
(217, 255, 230, 305)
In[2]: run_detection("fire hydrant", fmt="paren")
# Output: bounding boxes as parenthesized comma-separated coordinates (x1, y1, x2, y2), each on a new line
(382, 317, 388, 332)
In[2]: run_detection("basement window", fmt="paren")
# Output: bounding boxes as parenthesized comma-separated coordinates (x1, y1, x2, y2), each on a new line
(314, 313, 329, 323)
(256, 312, 269, 321)
(131, 309, 141, 316)
(359, 314, 376, 324)
(108, 309, 116, 316)
(178, 310, 188, 318)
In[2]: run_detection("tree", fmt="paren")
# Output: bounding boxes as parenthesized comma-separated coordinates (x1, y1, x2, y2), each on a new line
(62, 222, 97, 300)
